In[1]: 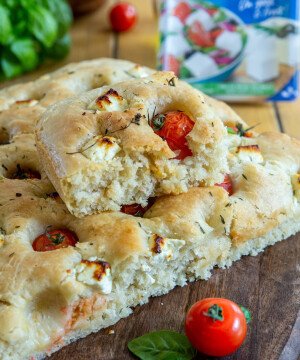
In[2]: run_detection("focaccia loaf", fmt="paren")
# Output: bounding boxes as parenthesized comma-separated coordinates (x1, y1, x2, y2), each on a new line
(36, 71, 229, 216)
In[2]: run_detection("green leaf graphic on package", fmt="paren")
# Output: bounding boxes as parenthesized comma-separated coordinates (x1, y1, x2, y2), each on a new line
(0, 0, 73, 80)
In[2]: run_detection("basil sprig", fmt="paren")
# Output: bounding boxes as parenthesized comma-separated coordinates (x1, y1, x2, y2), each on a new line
(0, 0, 72, 80)
(128, 330, 197, 360)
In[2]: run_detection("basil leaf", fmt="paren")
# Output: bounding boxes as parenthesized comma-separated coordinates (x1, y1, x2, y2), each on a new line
(239, 305, 252, 324)
(1, 49, 23, 79)
(128, 330, 197, 360)
(0, 5, 13, 45)
(10, 38, 39, 71)
(40, 0, 72, 38)
(45, 33, 71, 59)
(28, 5, 58, 47)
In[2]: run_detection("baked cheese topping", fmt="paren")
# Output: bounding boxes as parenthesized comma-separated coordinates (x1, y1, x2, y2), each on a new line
(82, 136, 121, 163)
(10, 99, 38, 108)
(232, 145, 263, 164)
(149, 234, 185, 262)
(88, 88, 128, 112)
(291, 174, 300, 200)
(0, 237, 3, 248)
(126, 65, 150, 78)
(75, 258, 112, 294)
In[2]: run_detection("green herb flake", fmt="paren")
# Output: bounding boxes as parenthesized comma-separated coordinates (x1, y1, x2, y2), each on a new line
(196, 222, 205, 234)
(242, 174, 248, 180)
(220, 215, 225, 224)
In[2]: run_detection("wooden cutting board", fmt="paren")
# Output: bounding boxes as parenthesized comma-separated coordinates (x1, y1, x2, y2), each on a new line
(50, 233, 300, 360)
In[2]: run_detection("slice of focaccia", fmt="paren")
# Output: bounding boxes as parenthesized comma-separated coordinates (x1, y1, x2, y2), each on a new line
(36, 71, 228, 217)
(1, 124, 300, 360)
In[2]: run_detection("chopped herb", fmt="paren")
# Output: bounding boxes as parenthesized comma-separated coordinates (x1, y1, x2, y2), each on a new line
(8, 252, 15, 257)
(167, 77, 176, 87)
(68, 71, 75, 75)
(242, 174, 248, 180)
(2, 164, 8, 171)
(238, 197, 244, 201)
(209, 191, 213, 197)
(15, 193, 22, 197)
(151, 113, 166, 131)
(138, 222, 142, 228)
(236, 123, 258, 137)
(212, 122, 214, 127)
(196, 222, 205, 234)
(220, 215, 225, 224)
(225, 203, 232, 207)
(134, 211, 143, 217)
(15, 226, 20, 228)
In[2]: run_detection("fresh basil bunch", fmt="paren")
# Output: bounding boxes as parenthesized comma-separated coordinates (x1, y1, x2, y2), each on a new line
(0, 0, 73, 80)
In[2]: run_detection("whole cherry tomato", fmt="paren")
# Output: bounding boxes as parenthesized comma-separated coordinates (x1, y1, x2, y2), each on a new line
(215, 173, 233, 196)
(109, 3, 137, 32)
(32, 227, 78, 252)
(151, 110, 194, 160)
(185, 298, 247, 357)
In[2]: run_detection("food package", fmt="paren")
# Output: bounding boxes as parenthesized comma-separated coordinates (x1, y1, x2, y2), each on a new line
(158, 0, 300, 102)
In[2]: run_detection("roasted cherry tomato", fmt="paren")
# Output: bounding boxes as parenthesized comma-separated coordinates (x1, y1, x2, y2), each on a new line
(185, 298, 247, 357)
(32, 227, 78, 252)
(151, 110, 194, 160)
(121, 198, 155, 217)
(172, 1, 191, 23)
(11, 164, 40, 180)
(109, 2, 137, 32)
(188, 21, 214, 47)
(215, 173, 233, 196)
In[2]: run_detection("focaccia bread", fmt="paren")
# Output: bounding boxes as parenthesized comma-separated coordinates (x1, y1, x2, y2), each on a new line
(1, 125, 300, 360)
(36, 71, 229, 216)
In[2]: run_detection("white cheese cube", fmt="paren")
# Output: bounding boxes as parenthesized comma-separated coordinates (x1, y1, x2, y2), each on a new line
(216, 31, 243, 58)
(277, 33, 300, 67)
(246, 27, 276, 55)
(76, 259, 112, 294)
(232, 145, 264, 164)
(10, 99, 38, 108)
(291, 174, 300, 199)
(183, 52, 219, 79)
(126, 65, 150, 78)
(246, 53, 279, 82)
(88, 89, 128, 112)
(161, 15, 184, 33)
(149, 234, 185, 262)
(164, 34, 192, 58)
(82, 136, 121, 163)
(185, 9, 214, 31)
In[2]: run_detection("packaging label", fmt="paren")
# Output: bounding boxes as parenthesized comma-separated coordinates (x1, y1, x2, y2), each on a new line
(158, 0, 300, 101)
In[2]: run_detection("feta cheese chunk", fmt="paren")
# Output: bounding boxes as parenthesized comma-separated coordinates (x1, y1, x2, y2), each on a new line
(185, 9, 214, 31)
(126, 65, 150, 78)
(10, 99, 38, 108)
(149, 234, 185, 262)
(88, 89, 128, 112)
(160, 14, 184, 33)
(164, 34, 191, 58)
(216, 31, 242, 58)
(232, 145, 263, 164)
(291, 174, 300, 199)
(82, 136, 121, 163)
(76, 258, 112, 294)
(183, 52, 219, 79)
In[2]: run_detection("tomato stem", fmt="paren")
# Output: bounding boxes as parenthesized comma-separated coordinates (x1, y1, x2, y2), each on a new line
(203, 304, 224, 322)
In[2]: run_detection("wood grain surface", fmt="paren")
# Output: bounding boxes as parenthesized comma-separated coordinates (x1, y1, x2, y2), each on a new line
(0, 1, 299, 359)
(49, 233, 300, 360)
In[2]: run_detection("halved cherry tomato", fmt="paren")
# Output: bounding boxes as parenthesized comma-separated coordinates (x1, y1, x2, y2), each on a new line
(185, 298, 247, 357)
(11, 164, 40, 180)
(32, 228, 78, 252)
(172, 1, 191, 23)
(109, 3, 137, 32)
(121, 198, 156, 217)
(188, 21, 215, 47)
(151, 110, 194, 160)
(162, 54, 180, 76)
(210, 28, 224, 39)
(206, 8, 218, 16)
(215, 173, 233, 196)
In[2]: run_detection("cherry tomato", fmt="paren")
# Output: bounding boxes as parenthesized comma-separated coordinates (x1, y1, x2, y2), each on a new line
(121, 198, 156, 217)
(151, 110, 194, 160)
(172, 1, 191, 23)
(109, 3, 137, 32)
(206, 8, 218, 16)
(32, 228, 78, 252)
(185, 298, 247, 357)
(215, 173, 233, 196)
(11, 164, 40, 180)
(188, 21, 215, 47)
(162, 54, 180, 76)
(210, 28, 224, 40)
